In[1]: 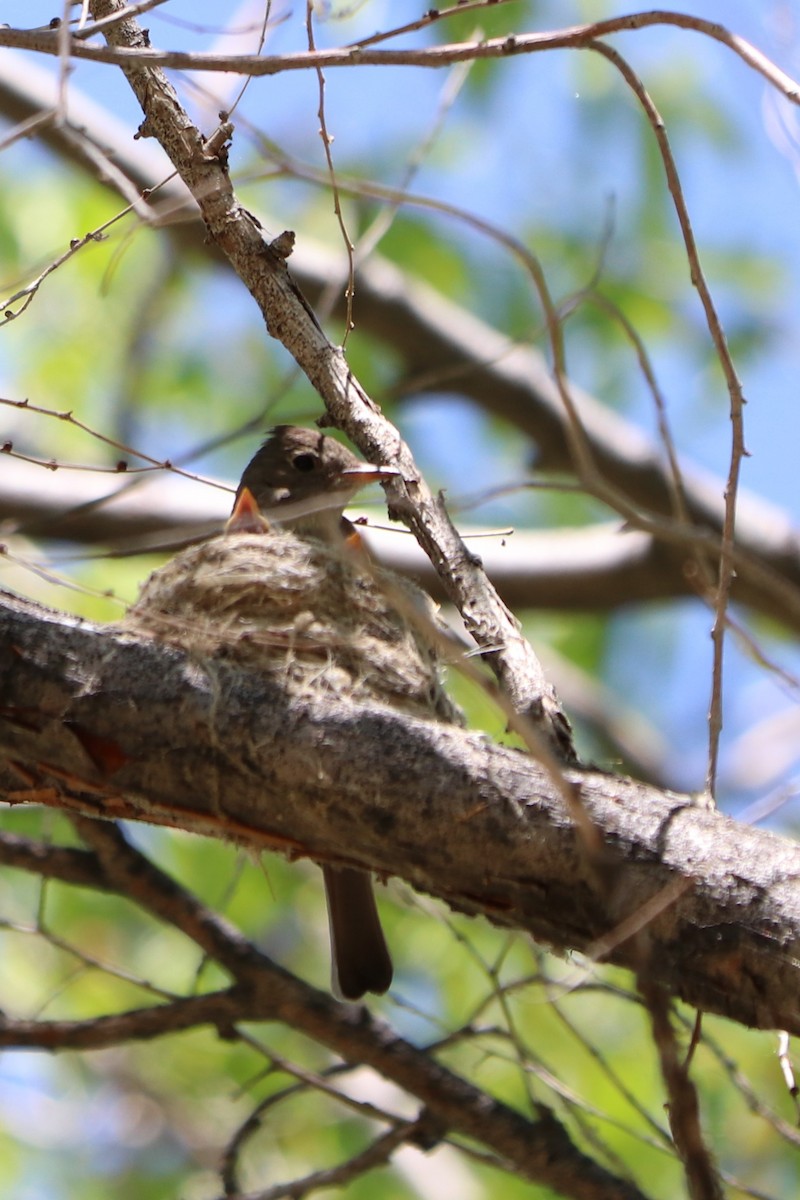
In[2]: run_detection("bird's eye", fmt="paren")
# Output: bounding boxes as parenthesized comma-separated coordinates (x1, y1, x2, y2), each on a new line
(292, 453, 317, 472)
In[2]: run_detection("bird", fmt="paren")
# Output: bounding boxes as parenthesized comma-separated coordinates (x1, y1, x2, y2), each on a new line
(231, 425, 400, 1001)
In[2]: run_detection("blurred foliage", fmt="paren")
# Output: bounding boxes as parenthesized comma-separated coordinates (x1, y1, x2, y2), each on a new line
(2, 802, 798, 1197)
(2, 0, 800, 1197)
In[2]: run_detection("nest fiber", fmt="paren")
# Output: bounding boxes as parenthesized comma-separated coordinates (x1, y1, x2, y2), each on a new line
(124, 529, 461, 724)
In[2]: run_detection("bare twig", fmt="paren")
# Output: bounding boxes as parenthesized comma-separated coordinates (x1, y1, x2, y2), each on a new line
(639, 974, 723, 1200)
(587, 40, 746, 797)
(0, 15, 797, 110)
(305, 2, 355, 341)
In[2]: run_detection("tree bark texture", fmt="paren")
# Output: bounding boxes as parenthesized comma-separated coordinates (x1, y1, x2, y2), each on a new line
(3, 588, 799, 1038)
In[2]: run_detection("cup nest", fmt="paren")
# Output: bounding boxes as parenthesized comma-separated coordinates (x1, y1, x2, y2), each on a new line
(123, 529, 462, 724)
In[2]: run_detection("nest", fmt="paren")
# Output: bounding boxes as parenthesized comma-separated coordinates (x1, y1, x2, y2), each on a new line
(123, 529, 462, 724)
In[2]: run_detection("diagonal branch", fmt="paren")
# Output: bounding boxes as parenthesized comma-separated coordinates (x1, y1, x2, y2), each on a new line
(77, 0, 573, 758)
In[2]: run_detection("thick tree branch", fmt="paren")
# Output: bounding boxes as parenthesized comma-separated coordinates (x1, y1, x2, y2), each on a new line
(3, 588, 800, 1040)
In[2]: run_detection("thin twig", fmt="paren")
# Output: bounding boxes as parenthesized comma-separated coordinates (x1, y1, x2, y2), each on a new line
(0, 15, 798, 111)
(306, 2, 355, 341)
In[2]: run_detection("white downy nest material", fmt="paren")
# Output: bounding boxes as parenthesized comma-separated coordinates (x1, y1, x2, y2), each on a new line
(123, 530, 463, 725)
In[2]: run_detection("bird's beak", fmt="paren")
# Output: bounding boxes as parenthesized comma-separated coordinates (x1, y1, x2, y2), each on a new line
(336, 464, 402, 489)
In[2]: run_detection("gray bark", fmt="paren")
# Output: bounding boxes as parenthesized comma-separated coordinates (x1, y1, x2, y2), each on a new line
(3, 587, 799, 1038)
